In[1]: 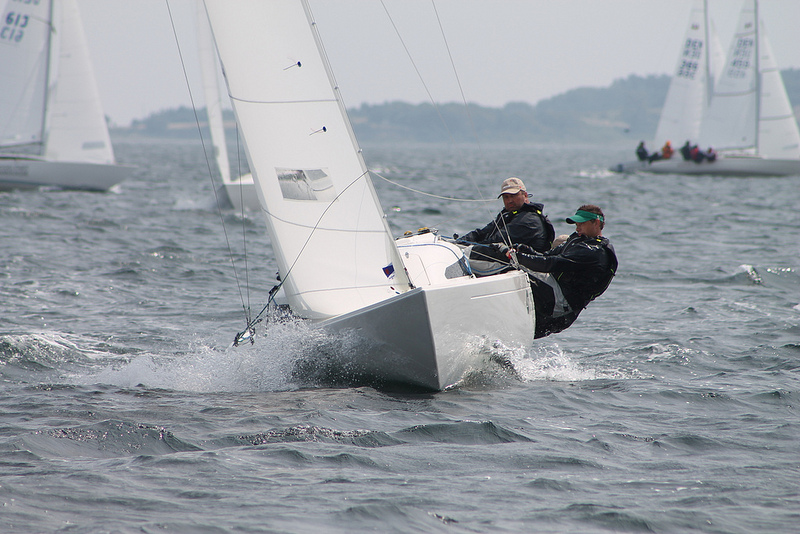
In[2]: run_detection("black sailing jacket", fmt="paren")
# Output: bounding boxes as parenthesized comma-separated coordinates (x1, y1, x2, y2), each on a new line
(516, 232, 618, 312)
(461, 202, 555, 253)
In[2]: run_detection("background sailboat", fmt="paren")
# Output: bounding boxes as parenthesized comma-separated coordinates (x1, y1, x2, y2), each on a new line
(697, 0, 800, 173)
(613, 0, 800, 177)
(202, 0, 535, 391)
(652, 0, 723, 151)
(195, 1, 258, 211)
(0, 0, 132, 191)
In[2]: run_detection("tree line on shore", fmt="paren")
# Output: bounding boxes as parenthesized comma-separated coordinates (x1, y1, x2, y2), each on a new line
(114, 69, 800, 145)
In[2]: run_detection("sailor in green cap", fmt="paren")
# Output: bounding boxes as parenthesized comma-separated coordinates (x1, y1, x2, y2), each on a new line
(488, 204, 618, 338)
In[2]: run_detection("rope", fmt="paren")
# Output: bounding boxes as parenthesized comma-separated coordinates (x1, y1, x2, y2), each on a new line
(232, 169, 381, 346)
(372, 171, 492, 202)
(233, 123, 252, 321)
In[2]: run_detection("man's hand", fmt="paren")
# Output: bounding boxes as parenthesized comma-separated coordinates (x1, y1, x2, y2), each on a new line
(491, 243, 511, 257)
(513, 243, 534, 255)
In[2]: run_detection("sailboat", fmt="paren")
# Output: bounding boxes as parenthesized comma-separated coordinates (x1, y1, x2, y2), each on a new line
(195, 2, 259, 211)
(0, 0, 132, 191)
(201, 0, 535, 391)
(612, 0, 800, 177)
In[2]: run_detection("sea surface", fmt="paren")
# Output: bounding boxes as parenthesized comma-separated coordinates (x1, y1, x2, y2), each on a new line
(1, 140, 798, 533)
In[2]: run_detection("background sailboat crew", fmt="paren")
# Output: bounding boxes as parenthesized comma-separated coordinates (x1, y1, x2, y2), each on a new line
(636, 141, 649, 161)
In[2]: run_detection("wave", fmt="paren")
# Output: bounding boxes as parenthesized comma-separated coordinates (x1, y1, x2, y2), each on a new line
(20, 420, 201, 459)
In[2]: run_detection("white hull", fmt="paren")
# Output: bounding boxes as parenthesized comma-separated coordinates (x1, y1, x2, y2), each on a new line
(0, 156, 133, 191)
(219, 173, 261, 211)
(319, 270, 534, 391)
(611, 155, 800, 177)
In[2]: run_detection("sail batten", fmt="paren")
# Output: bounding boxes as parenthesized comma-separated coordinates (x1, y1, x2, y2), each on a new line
(229, 97, 338, 105)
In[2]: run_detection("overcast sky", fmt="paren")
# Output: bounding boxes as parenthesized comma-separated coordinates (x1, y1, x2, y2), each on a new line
(78, 0, 800, 126)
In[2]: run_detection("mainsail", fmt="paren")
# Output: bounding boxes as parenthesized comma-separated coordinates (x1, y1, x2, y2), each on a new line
(653, 0, 722, 149)
(202, 0, 411, 319)
(0, 0, 52, 150)
(196, 1, 231, 185)
(699, 0, 800, 158)
(44, 0, 115, 164)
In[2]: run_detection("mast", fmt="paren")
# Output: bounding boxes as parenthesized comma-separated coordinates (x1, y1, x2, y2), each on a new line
(39, 0, 55, 154)
(301, 0, 412, 291)
(703, 0, 712, 106)
(753, 0, 760, 153)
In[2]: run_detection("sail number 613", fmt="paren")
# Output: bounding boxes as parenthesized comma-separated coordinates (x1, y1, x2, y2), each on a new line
(2, 11, 30, 43)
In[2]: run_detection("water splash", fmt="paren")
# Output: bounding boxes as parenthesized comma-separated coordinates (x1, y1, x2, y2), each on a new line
(506, 343, 644, 382)
(738, 264, 762, 285)
(69, 318, 321, 393)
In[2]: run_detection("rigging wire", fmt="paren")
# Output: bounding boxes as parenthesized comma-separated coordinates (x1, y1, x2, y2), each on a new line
(233, 122, 252, 318)
(379, 0, 515, 248)
(430, 0, 483, 153)
(165, 0, 252, 327)
(371, 171, 491, 202)
(233, 170, 380, 346)
(428, 0, 515, 248)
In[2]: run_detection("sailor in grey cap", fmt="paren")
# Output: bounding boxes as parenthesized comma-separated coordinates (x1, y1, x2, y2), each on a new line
(458, 177, 554, 254)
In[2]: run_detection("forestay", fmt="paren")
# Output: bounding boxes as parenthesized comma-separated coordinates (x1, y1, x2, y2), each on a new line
(202, 0, 412, 319)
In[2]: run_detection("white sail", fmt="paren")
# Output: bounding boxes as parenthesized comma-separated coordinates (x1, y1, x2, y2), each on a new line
(0, 0, 131, 190)
(756, 20, 800, 159)
(202, 0, 411, 319)
(699, 0, 800, 158)
(43, 0, 114, 164)
(700, 1, 758, 152)
(195, 1, 230, 184)
(654, 0, 714, 148)
(612, 0, 800, 176)
(0, 0, 52, 150)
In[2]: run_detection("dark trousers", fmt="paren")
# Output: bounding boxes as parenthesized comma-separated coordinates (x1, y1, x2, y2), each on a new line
(527, 277, 578, 338)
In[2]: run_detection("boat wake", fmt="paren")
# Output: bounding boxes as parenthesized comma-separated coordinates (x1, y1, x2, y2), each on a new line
(2, 325, 646, 394)
(485, 341, 645, 384)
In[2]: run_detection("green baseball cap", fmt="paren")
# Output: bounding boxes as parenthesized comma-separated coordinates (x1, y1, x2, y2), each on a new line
(566, 209, 604, 224)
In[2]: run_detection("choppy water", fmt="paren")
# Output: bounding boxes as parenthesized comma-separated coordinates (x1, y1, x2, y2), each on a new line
(1, 140, 798, 533)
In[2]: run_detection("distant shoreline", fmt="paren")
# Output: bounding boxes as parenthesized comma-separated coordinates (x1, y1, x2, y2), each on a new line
(112, 70, 800, 146)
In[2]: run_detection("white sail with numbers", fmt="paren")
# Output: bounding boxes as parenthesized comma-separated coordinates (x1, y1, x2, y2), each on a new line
(0, 0, 52, 150)
(699, 0, 800, 159)
(0, 0, 132, 190)
(653, 0, 719, 149)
